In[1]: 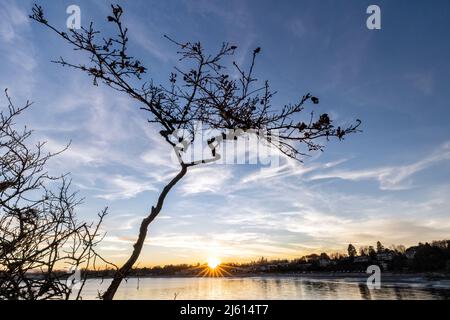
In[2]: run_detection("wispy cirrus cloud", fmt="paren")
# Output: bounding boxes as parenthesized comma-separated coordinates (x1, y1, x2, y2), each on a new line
(103, 231, 307, 262)
(126, 18, 174, 63)
(95, 175, 158, 200)
(405, 70, 435, 96)
(308, 142, 450, 190)
(0, 1, 37, 96)
(36, 76, 178, 200)
(103, 214, 146, 231)
(214, 178, 450, 251)
(0, 1, 29, 43)
(240, 156, 347, 185)
(180, 166, 233, 195)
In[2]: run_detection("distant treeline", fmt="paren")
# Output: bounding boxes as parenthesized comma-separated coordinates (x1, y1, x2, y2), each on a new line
(84, 239, 450, 278)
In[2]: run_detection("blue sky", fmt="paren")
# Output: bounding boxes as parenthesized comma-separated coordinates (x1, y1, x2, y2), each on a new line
(1, 0, 450, 266)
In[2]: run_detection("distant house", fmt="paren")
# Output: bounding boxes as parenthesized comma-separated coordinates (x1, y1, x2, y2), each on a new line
(297, 263, 312, 270)
(376, 252, 395, 261)
(380, 262, 389, 271)
(176, 269, 193, 276)
(405, 247, 417, 260)
(257, 265, 268, 272)
(273, 263, 290, 269)
(354, 256, 369, 263)
(305, 254, 320, 262)
(319, 258, 331, 267)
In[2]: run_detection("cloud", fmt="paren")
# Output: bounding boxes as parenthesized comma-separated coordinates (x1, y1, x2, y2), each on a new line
(34, 77, 181, 200)
(309, 142, 450, 190)
(182, 0, 256, 72)
(140, 130, 179, 171)
(98, 245, 129, 252)
(240, 156, 347, 185)
(44, 135, 171, 200)
(102, 186, 450, 262)
(96, 138, 450, 262)
(125, 16, 173, 62)
(0, 1, 37, 97)
(286, 18, 308, 39)
(180, 166, 233, 195)
(47, 81, 138, 144)
(96, 175, 158, 200)
(103, 231, 303, 261)
(103, 214, 145, 231)
(44, 138, 104, 167)
(405, 71, 434, 96)
(215, 181, 450, 251)
(183, 0, 250, 27)
(0, 1, 29, 43)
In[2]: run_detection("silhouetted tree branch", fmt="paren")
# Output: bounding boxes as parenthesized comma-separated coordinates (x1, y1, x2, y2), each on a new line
(0, 90, 114, 300)
(31, 4, 361, 299)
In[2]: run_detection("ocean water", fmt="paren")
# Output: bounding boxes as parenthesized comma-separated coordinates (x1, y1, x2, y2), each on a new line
(79, 276, 450, 300)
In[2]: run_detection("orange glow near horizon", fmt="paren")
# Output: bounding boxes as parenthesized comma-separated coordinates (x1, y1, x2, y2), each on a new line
(190, 257, 231, 277)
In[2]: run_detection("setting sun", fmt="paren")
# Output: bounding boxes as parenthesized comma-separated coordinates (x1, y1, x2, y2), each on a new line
(207, 257, 221, 269)
(196, 257, 230, 277)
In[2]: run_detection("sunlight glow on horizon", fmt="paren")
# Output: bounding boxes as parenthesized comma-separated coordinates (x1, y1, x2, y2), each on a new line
(207, 257, 221, 269)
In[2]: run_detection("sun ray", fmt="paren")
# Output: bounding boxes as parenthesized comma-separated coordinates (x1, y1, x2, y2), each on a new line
(191, 258, 233, 277)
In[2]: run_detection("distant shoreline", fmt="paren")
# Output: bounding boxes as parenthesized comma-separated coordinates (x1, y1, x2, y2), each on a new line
(89, 272, 450, 282)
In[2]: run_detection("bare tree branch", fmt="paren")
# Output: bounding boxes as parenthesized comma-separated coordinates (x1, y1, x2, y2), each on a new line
(0, 90, 115, 300)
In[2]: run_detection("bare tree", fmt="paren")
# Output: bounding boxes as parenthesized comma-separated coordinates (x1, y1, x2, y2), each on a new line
(31, 4, 361, 299)
(0, 90, 111, 300)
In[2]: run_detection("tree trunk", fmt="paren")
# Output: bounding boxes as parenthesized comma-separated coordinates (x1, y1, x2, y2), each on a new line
(102, 164, 188, 300)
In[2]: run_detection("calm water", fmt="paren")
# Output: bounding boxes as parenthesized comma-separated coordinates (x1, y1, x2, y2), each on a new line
(80, 276, 450, 300)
